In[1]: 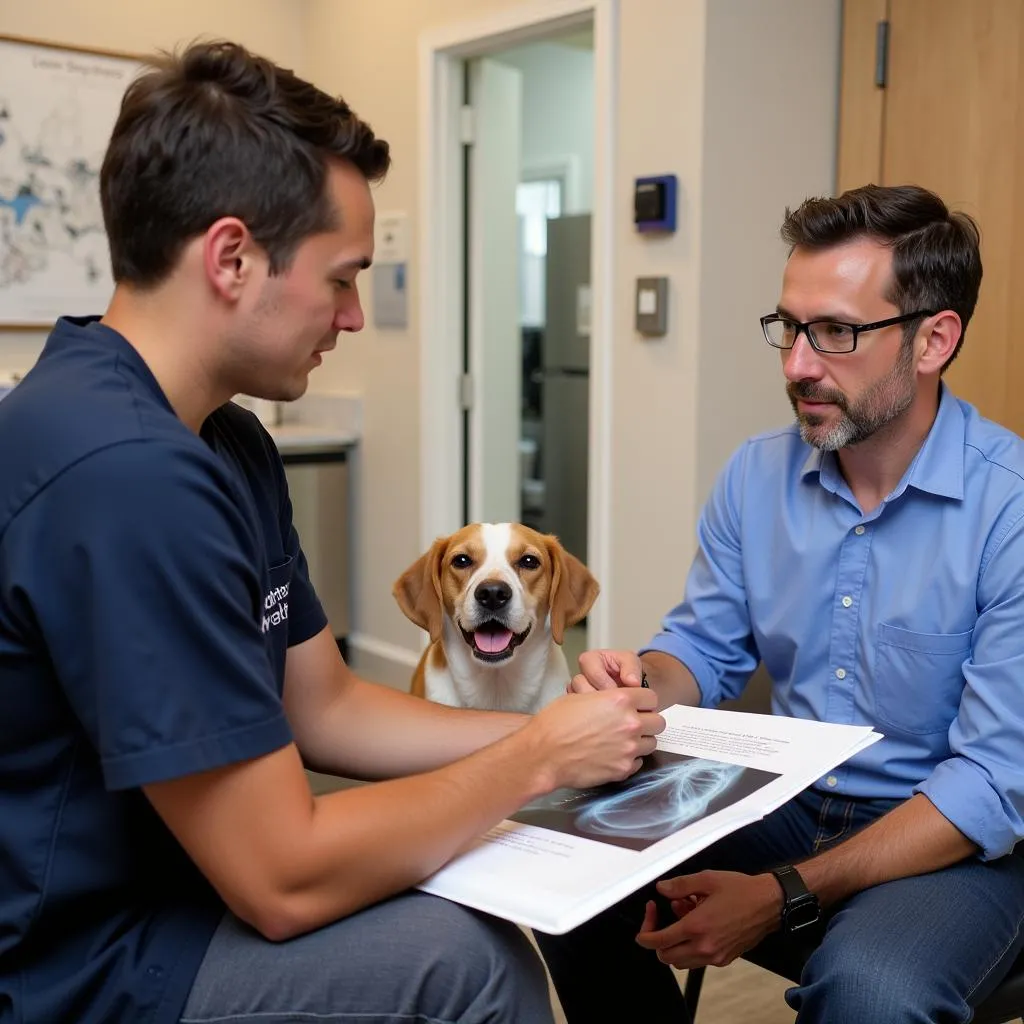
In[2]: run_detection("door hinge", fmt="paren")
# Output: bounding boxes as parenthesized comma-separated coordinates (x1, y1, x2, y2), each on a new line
(459, 104, 475, 145)
(459, 373, 474, 411)
(874, 19, 890, 89)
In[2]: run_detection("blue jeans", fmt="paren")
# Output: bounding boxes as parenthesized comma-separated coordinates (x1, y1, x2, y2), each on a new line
(535, 788, 1024, 1023)
(180, 890, 555, 1024)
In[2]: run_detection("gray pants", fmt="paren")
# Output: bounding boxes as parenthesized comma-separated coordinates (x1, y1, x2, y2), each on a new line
(180, 891, 556, 1024)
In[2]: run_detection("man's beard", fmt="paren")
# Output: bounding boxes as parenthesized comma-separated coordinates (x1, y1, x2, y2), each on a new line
(787, 342, 916, 451)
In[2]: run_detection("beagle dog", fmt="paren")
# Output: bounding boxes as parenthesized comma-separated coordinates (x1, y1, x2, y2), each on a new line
(393, 522, 599, 714)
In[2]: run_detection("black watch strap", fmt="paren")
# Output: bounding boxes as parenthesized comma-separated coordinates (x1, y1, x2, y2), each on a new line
(771, 864, 820, 932)
(771, 864, 808, 903)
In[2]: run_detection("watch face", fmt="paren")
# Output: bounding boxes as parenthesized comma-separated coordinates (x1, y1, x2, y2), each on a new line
(785, 898, 820, 931)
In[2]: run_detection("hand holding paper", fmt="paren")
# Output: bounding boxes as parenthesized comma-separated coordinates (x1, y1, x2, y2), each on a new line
(527, 687, 665, 789)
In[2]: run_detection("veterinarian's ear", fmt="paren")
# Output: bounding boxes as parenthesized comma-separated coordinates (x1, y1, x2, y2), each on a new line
(392, 537, 448, 643)
(546, 536, 600, 644)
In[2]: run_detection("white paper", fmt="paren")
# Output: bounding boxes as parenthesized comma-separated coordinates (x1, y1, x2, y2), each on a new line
(418, 705, 881, 934)
(375, 211, 409, 263)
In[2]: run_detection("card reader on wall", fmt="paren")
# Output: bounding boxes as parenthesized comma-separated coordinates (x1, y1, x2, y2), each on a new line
(634, 174, 677, 233)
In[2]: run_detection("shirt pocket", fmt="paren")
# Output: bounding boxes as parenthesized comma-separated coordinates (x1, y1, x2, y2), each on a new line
(873, 623, 972, 736)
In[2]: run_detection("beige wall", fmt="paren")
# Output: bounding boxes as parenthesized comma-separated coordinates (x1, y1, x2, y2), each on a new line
(696, 0, 840, 506)
(0, 0, 840, 676)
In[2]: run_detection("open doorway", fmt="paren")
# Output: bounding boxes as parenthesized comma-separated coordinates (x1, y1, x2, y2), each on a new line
(466, 30, 595, 566)
(418, 1, 617, 649)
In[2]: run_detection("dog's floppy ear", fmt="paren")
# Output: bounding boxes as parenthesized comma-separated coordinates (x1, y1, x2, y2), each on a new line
(545, 535, 600, 644)
(393, 537, 448, 643)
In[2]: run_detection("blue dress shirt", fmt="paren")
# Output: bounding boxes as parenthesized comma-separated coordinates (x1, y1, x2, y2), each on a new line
(642, 386, 1024, 860)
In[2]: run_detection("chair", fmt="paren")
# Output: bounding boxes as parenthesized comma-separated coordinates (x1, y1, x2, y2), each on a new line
(683, 936, 1024, 1023)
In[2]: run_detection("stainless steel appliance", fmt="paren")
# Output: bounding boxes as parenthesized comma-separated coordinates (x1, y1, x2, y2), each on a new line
(282, 447, 351, 652)
(539, 213, 590, 563)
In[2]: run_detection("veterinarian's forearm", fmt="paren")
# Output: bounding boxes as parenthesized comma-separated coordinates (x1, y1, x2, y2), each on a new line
(640, 651, 702, 709)
(300, 676, 529, 779)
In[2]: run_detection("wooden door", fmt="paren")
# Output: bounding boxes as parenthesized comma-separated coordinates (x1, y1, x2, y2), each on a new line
(839, 0, 1024, 435)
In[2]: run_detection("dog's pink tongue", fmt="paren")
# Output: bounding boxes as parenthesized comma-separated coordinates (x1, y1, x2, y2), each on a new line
(476, 628, 513, 653)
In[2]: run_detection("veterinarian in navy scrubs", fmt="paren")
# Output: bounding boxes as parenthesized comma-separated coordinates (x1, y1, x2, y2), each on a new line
(0, 40, 664, 1024)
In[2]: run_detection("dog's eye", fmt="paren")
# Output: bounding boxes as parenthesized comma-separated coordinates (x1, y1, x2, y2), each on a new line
(517, 554, 541, 570)
(451, 554, 473, 569)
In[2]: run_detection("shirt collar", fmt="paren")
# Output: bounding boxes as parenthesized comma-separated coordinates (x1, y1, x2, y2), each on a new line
(799, 383, 965, 501)
(47, 314, 176, 416)
(902, 383, 964, 500)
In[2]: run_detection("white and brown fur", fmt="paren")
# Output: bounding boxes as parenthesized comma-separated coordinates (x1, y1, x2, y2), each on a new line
(393, 522, 599, 714)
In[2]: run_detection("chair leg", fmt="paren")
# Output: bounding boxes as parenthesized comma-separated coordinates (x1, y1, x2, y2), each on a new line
(683, 966, 706, 1019)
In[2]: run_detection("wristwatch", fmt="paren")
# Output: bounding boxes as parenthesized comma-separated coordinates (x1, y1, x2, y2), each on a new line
(770, 864, 821, 933)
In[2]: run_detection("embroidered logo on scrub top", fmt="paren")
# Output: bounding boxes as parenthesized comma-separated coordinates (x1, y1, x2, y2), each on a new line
(262, 582, 290, 634)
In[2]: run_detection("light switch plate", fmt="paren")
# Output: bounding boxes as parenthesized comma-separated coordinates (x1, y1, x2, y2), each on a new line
(635, 276, 668, 336)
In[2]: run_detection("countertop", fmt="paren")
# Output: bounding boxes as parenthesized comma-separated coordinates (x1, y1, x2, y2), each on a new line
(268, 423, 359, 457)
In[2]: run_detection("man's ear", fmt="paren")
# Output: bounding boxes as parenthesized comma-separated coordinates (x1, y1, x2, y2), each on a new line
(203, 216, 259, 302)
(916, 310, 963, 375)
(392, 537, 449, 643)
(546, 536, 600, 645)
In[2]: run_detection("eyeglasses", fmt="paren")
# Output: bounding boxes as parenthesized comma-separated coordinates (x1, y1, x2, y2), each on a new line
(760, 310, 935, 354)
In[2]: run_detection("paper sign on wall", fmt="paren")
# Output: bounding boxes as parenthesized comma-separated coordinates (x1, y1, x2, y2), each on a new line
(375, 211, 409, 263)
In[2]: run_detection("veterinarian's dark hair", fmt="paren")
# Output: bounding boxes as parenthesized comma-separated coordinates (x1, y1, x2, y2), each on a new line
(781, 184, 982, 371)
(101, 39, 390, 287)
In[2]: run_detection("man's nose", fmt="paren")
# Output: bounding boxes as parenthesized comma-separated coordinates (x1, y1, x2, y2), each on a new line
(782, 331, 824, 381)
(335, 289, 364, 333)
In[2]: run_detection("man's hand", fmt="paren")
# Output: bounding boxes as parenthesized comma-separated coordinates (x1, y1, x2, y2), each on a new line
(635, 870, 783, 969)
(569, 649, 702, 710)
(569, 649, 645, 693)
(525, 687, 665, 790)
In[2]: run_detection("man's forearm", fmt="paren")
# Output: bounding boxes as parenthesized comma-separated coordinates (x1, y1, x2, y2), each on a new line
(793, 793, 978, 907)
(300, 676, 527, 779)
(640, 651, 702, 710)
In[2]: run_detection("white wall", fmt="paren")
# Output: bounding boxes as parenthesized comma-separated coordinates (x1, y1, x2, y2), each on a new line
(495, 40, 595, 212)
(608, 0, 708, 647)
(470, 57, 523, 525)
(696, 0, 839, 506)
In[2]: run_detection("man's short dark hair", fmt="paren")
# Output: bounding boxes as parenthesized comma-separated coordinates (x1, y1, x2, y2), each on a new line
(100, 40, 391, 287)
(780, 184, 982, 370)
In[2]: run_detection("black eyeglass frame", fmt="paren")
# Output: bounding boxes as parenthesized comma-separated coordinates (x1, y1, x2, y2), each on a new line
(759, 309, 936, 354)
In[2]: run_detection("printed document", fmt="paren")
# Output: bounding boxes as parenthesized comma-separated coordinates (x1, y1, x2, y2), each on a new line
(417, 705, 881, 934)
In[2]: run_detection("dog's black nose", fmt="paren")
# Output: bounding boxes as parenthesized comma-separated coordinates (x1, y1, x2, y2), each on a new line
(475, 580, 512, 611)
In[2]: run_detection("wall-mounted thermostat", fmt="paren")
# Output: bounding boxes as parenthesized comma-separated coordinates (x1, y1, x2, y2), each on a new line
(634, 174, 677, 233)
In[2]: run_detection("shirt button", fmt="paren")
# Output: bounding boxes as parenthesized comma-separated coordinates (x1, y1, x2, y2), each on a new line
(841, 595, 853, 608)
(835, 668, 847, 679)
(826, 775, 838, 787)
(854, 525, 866, 535)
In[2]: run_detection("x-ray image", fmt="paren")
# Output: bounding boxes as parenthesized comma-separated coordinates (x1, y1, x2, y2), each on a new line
(512, 751, 780, 852)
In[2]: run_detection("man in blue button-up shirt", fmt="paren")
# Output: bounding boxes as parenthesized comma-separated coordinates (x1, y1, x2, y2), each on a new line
(537, 184, 1024, 1024)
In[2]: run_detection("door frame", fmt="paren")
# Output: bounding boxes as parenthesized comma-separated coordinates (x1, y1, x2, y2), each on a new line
(418, 0, 618, 647)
